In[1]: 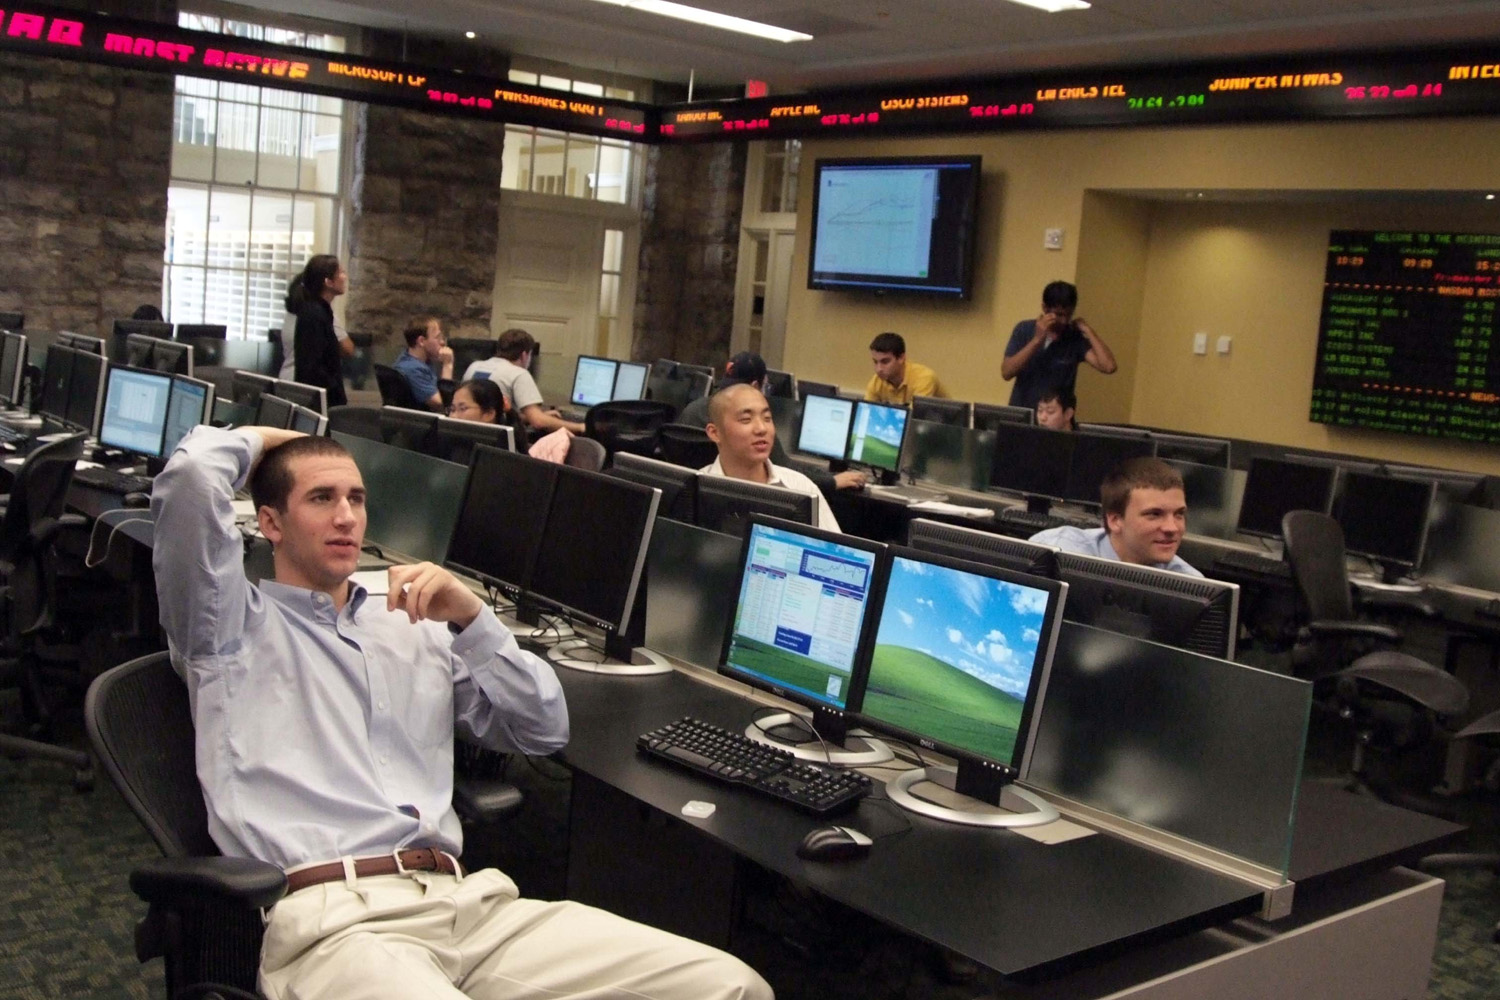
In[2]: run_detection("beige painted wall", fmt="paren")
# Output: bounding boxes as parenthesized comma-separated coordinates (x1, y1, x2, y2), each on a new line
(781, 117, 1500, 470)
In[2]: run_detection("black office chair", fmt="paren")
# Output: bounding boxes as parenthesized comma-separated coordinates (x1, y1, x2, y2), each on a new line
(326, 405, 383, 442)
(1422, 707, 1500, 942)
(565, 435, 607, 472)
(1282, 510, 1469, 800)
(87, 650, 527, 1000)
(0, 432, 94, 791)
(584, 400, 677, 460)
(373, 363, 420, 410)
(657, 423, 720, 470)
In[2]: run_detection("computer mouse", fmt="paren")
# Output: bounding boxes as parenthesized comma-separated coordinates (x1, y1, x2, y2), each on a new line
(121, 491, 152, 509)
(797, 825, 872, 861)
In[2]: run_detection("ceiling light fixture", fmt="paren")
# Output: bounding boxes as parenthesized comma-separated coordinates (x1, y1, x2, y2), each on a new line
(1003, 0, 1091, 12)
(465, 30, 476, 39)
(585, 0, 813, 42)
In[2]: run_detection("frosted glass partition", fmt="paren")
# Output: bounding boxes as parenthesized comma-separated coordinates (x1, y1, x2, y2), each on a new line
(906, 420, 997, 492)
(1164, 460, 1247, 541)
(333, 432, 467, 566)
(1027, 622, 1311, 875)
(643, 517, 742, 669)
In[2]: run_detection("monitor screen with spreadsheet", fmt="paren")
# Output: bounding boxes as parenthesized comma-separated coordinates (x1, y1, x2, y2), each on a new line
(796, 393, 855, 461)
(98, 366, 172, 457)
(161, 376, 214, 457)
(571, 355, 619, 407)
(720, 519, 885, 713)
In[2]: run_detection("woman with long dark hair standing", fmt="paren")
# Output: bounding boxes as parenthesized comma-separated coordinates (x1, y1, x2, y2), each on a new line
(284, 254, 349, 407)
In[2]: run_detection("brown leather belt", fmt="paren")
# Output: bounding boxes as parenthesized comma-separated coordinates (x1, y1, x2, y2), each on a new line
(285, 848, 460, 895)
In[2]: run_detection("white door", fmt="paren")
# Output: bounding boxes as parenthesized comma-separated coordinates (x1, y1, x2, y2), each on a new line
(733, 228, 796, 368)
(493, 194, 616, 401)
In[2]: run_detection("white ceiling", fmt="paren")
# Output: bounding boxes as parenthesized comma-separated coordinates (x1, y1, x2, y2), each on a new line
(243, 0, 1500, 92)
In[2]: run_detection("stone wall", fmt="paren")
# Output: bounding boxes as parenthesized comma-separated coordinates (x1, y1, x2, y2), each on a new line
(632, 141, 746, 366)
(0, 53, 172, 334)
(345, 35, 507, 361)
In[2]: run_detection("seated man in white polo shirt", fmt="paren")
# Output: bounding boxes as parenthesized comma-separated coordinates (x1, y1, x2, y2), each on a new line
(700, 383, 841, 533)
(1029, 456, 1202, 576)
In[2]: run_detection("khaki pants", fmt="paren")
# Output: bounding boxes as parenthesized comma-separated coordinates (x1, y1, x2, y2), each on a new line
(259, 866, 772, 1000)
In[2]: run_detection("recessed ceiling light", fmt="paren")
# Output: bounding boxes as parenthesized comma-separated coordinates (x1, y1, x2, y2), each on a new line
(584, 0, 812, 42)
(465, 30, 476, 39)
(1002, 0, 1091, 11)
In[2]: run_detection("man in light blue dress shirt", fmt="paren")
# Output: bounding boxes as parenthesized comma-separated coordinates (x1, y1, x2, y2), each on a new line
(1029, 457, 1203, 576)
(152, 425, 771, 1000)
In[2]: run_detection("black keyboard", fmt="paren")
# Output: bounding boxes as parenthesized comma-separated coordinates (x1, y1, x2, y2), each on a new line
(636, 717, 872, 816)
(73, 467, 154, 495)
(0, 425, 28, 444)
(999, 508, 1095, 533)
(1212, 548, 1292, 579)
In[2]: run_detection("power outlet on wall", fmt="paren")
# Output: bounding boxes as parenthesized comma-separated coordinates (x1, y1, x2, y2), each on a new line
(1043, 228, 1064, 251)
(1192, 332, 1208, 355)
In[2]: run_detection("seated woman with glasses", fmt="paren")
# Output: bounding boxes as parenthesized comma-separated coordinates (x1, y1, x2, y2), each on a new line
(448, 378, 507, 423)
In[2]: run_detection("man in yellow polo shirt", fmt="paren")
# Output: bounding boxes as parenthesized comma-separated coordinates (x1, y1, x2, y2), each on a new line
(864, 332, 945, 405)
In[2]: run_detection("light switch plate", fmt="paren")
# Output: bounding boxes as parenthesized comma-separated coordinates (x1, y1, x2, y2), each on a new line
(1043, 228, 1064, 250)
(1217, 335, 1232, 355)
(1192, 332, 1208, 355)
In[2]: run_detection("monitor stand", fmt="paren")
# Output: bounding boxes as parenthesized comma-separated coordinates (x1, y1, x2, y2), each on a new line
(743, 705, 893, 766)
(547, 634, 672, 676)
(887, 762, 1059, 828)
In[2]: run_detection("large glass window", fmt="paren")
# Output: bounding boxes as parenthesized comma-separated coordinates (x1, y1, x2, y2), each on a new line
(165, 12, 347, 339)
(501, 70, 638, 205)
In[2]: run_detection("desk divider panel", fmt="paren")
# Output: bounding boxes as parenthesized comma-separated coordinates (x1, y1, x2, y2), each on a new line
(1164, 460, 1247, 541)
(332, 432, 468, 566)
(905, 419, 996, 492)
(643, 517, 742, 669)
(1027, 622, 1310, 876)
(1421, 499, 1500, 592)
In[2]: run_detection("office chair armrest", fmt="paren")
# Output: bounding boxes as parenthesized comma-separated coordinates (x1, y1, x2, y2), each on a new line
(28, 513, 89, 548)
(453, 777, 524, 824)
(1356, 591, 1439, 618)
(130, 856, 287, 911)
(1306, 619, 1402, 644)
(1341, 650, 1470, 717)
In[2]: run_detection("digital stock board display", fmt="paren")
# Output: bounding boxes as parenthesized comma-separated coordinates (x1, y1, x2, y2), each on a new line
(1312, 231, 1500, 444)
(3, 4, 1500, 144)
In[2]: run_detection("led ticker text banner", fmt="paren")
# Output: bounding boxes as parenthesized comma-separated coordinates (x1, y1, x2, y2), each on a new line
(1312, 230, 1500, 444)
(663, 49, 1500, 140)
(0, 4, 652, 139)
(4, 5, 1500, 143)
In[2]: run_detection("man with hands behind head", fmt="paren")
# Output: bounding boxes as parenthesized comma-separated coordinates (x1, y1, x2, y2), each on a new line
(1002, 281, 1117, 409)
(151, 424, 771, 1000)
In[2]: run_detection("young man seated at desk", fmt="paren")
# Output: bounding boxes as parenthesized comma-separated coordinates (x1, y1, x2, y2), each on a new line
(864, 331, 945, 406)
(463, 328, 584, 437)
(392, 315, 455, 411)
(1035, 386, 1077, 432)
(700, 383, 842, 533)
(151, 424, 771, 1000)
(1029, 457, 1203, 576)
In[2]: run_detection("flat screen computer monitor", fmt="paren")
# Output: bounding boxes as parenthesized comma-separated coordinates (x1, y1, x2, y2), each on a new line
(796, 393, 855, 461)
(124, 333, 161, 369)
(645, 363, 691, 416)
(378, 406, 439, 452)
(609, 452, 698, 522)
(161, 375, 215, 456)
(231, 371, 277, 406)
(695, 474, 815, 538)
(763, 369, 796, 400)
(906, 517, 1060, 578)
(112, 320, 173, 360)
(1337, 470, 1437, 582)
(571, 355, 619, 408)
(149, 340, 193, 377)
(1075, 422, 1151, 440)
(911, 396, 970, 427)
(1152, 432, 1230, 468)
(289, 404, 327, 436)
(720, 517, 889, 759)
(683, 371, 713, 407)
(972, 402, 1034, 431)
(430, 415, 514, 466)
(446, 446, 557, 598)
(98, 366, 173, 458)
(1236, 457, 1336, 539)
(39, 345, 75, 424)
(272, 379, 327, 416)
(797, 379, 838, 399)
(255, 393, 296, 430)
(174, 323, 227, 341)
(527, 465, 661, 645)
(855, 546, 1068, 826)
(57, 332, 107, 355)
(612, 361, 649, 402)
(0, 331, 26, 407)
(847, 399, 909, 477)
(0, 311, 22, 330)
(1055, 551, 1240, 659)
(64, 347, 107, 433)
(989, 422, 1074, 506)
(1062, 433, 1157, 509)
(448, 338, 497, 379)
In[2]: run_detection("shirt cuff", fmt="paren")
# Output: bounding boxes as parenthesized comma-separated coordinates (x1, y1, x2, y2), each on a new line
(449, 604, 508, 657)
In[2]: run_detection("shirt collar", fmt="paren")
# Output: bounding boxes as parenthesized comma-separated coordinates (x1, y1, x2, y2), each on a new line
(260, 578, 368, 624)
(706, 456, 783, 485)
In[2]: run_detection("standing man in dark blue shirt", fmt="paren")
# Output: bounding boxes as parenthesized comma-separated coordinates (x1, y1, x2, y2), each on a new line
(1002, 281, 1117, 408)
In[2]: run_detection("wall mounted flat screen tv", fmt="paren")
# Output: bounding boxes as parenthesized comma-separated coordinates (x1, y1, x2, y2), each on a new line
(808, 156, 981, 299)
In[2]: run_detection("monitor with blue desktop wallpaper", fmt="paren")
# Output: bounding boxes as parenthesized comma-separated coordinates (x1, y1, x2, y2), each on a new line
(855, 547, 1067, 814)
(848, 399, 908, 477)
